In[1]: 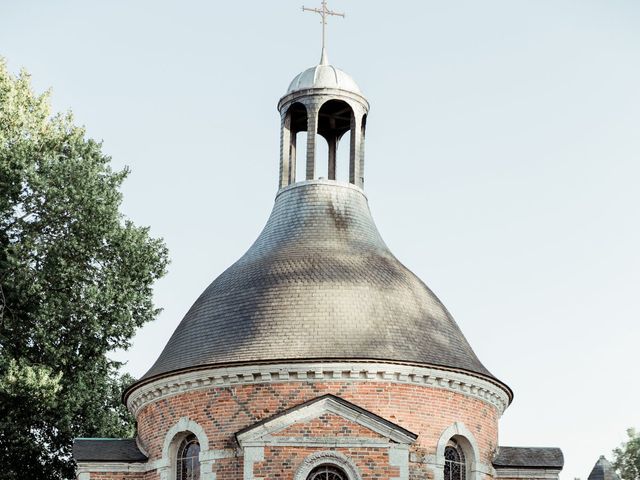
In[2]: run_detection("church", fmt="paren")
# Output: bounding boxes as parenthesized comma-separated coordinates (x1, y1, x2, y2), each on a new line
(73, 4, 567, 480)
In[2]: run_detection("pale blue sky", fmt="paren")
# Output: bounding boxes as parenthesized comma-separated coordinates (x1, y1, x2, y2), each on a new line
(2, 1, 639, 479)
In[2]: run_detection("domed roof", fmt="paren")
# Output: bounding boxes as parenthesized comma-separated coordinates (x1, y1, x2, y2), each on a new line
(287, 62, 361, 95)
(139, 180, 501, 386)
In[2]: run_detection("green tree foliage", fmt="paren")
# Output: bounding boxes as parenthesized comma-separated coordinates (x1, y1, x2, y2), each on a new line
(0, 58, 169, 479)
(613, 429, 640, 480)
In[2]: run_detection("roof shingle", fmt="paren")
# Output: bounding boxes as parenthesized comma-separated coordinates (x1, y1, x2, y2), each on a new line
(128, 181, 510, 400)
(493, 446, 564, 469)
(73, 438, 146, 463)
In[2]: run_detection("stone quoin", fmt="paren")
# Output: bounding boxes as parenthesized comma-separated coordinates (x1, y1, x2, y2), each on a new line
(73, 4, 567, 480)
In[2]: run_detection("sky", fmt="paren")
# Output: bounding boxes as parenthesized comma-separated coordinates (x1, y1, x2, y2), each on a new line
(1, 1, 639, 479)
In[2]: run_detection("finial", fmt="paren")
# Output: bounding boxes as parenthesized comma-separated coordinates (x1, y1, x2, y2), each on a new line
(302, 0, 345, 65)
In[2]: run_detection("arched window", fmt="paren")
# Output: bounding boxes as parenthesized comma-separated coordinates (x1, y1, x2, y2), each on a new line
(176, 434, 200, 480)
(307, 464, 348, 480)
(444, 441, 466, 480)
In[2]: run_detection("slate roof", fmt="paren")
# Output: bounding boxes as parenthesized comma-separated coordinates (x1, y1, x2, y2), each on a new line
(73, 438, 147, 463)
(493, 447, 564, 469)
(129, 180, 510, 398)
(588, 456, 620, 480)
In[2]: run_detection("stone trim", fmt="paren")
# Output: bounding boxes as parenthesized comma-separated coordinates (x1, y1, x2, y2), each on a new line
(277, 178, 366, 198)
(76, 448, 238, 478)
(158, 417, 214, 480)
(243, 446, 264, 480)
(294, 450, 363, 480)
(76, 462, 147, 474)
(410, 422, 494, 480)
(236, 395, 416, 446)
(127, 362, 510, 416)
(494, 468, 561, 479)
(278, 88, 370, 113)
(389, 445, 410, 480)
(240, 437, 394, 448)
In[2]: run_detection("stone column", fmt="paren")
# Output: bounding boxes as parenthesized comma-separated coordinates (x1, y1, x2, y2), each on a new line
(328, 134, 337, 180)
(306, 103, 319, 180)
(349, 113, 363, 187)
(289, 131, 297, 183)
(359, 113, 367, 188)
(279, 112, 291, 189)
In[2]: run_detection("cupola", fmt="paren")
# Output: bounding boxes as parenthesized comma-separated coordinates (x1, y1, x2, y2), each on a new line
(126, 2, 511, 407)
(277, 50, 368, 189)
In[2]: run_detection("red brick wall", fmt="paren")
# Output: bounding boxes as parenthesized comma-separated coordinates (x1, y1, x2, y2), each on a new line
(255, 446, 399, 480)
(132, 379, 499, 478)
(273, 412, 384, 438)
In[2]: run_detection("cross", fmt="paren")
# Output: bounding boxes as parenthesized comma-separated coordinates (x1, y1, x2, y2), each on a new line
(302, 0, 345, 63)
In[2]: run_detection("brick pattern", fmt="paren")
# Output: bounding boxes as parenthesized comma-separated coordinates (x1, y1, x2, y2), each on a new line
(272, 412, 383, 438)
(255, 446, 399, 480)
(131, 380, 498, 479)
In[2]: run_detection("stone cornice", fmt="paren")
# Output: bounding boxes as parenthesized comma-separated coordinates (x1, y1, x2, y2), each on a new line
(494, 468, 561, 479)
(127, 362, 510, 417)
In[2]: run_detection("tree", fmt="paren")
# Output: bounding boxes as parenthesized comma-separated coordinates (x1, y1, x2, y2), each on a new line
(613, 428, 640, 480)
(0, 58, 169, 479)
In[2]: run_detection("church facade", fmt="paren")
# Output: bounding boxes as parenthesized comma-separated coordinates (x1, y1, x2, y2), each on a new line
(73, 42, 565, 480)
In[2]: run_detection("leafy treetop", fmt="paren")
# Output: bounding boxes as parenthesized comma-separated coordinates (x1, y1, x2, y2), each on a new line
(0, 57, 169, 480)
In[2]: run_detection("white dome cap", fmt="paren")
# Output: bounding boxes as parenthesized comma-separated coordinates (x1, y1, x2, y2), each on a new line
(287, 53, 362, 95)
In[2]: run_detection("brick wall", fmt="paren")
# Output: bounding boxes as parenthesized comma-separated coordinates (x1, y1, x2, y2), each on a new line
(132, 379, 499, 479)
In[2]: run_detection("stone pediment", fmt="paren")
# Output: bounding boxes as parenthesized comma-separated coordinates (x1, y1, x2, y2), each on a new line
(235, 394, 417, 447)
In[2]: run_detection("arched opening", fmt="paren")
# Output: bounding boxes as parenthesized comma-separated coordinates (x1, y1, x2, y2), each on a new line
(317, 99, 354, 182)
(295, 131, 308, 182)
(282, 102, 308, 187)
(444, 440, 466, 480)
(316, 136, 329, 180)
(335, 129, 351, 182)
(307, 464, 348, 480)
(177, 433, 200, 480)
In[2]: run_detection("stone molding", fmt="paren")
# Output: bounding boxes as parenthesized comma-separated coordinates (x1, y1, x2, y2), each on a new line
(127, 362, 510, 416)
(76, 448, 238, 478)
(236, 395, 416, 447)
(412, 422, 494, 480)
(277, 178, 366, 198)
(494, 468, 561, 480)
(389, 445, 410, 480)
(76, 462, 146, 475)
(243, 446, 264, 480)
(158, 417, 214, 480)
(278, 87, 370, 113)
(293, 450, 363, 480)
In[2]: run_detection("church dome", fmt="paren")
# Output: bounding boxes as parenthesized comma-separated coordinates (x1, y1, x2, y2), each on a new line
(140, 180, 500, 385)
(287, 63, 362, 95)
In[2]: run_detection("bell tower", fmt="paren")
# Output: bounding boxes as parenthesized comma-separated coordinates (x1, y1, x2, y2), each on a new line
(277, 2, 369, 189)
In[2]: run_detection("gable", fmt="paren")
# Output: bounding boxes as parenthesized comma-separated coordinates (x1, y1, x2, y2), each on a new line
(235, 394, 417, 446)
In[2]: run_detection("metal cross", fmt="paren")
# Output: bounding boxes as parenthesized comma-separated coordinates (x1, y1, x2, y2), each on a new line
(302, 0, 345, 60)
